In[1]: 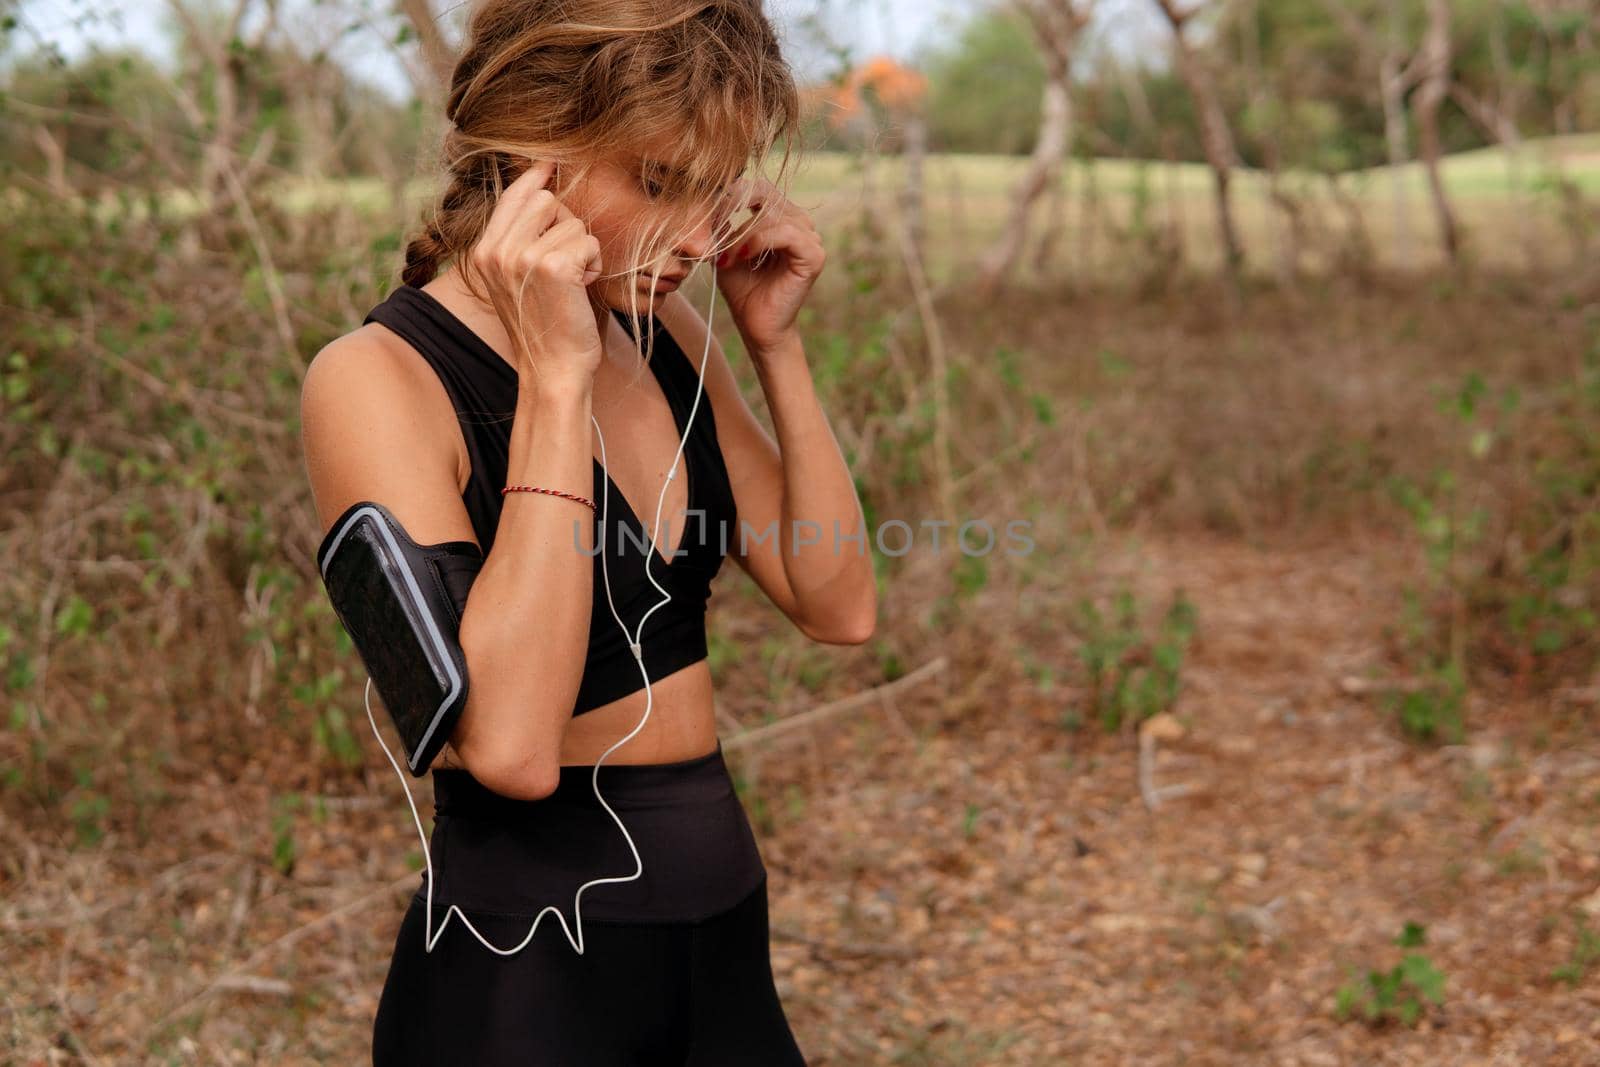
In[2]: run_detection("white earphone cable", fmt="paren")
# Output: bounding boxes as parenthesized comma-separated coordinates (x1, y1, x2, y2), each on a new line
(362, 259, 721, 956)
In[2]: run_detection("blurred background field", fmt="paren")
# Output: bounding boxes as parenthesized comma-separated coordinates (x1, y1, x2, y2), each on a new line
(3, 1, 1600, 1064)
(209, 132, 1600, 277)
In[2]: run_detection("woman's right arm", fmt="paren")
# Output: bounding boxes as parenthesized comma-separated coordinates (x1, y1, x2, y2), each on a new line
(305, 159, 606, 800)
(301, 336, 597, 801)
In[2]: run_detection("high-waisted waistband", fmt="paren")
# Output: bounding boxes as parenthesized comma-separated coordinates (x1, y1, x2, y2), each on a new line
(432, 739, 729, 818)
(420, 738, 766, 924)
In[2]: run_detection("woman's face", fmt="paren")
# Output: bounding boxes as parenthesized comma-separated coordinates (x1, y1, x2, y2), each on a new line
(557, 136, 731, 312)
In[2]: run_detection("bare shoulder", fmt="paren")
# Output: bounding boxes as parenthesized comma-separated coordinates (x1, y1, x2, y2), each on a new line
(304, 321, 449, 417)
(300, 322, 475, 545)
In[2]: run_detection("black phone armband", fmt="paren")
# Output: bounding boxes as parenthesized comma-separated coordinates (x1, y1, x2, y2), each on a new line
(315, 500, 484, 776)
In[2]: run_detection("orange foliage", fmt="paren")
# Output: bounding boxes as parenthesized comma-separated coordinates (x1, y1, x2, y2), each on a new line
(819, 54, 928, 129)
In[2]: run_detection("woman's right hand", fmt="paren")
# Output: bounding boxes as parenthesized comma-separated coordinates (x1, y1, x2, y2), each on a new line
(468, 158, 605, 391)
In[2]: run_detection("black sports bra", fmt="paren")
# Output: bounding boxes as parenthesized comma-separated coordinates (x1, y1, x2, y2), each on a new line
(362, 284, 739, 716)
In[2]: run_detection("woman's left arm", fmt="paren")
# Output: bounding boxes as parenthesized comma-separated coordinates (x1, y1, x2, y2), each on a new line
(656, 181, 876, 644)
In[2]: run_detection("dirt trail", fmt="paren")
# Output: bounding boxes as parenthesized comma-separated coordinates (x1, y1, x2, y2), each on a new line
(760, 531, 1600, 1066)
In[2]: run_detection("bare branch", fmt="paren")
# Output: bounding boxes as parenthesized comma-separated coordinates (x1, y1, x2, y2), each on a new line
(398, 0, 458, 95)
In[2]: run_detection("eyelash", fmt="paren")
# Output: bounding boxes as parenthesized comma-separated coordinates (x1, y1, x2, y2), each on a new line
(642, 171, 729, 204)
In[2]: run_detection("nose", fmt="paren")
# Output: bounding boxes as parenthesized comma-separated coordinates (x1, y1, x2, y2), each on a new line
(687, 190, 749, 263)
(677, 212, 720, 265)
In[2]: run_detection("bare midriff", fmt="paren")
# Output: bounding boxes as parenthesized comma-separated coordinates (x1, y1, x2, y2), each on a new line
(430, 658, 720, 774)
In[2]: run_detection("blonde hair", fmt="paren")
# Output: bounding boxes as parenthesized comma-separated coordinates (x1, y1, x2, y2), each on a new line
(402, 0, 802, 356)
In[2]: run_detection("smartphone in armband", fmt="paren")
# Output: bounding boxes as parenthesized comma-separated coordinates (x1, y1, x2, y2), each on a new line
(315, 500, 485, 776)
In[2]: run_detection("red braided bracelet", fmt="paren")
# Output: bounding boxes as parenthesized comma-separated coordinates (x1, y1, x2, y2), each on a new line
(501, 485, 597, 513)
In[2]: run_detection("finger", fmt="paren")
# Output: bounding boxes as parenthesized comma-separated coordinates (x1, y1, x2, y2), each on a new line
(722, 174, 775, 207)
(721, 175, 791, 221)
(502, 158, 557, 205)
(482, 161, 552, 227)
(532, 223, 604, 286)
(708, 200, 739, 251)
(716, 180, 809, 251)
(719, 212, 784, 263)
(485, 186, 563, 259)
(712, 181, 766, 241)
(527, 217, 596, 269)
(579, 232, 603, 285)
(738, 223, 823, 273)
(515, 187, 586, 252)
(548, 194, 581, 226)
(483, 157, 560, 223)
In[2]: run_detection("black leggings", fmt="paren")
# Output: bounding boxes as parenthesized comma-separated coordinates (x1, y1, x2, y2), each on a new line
(371, 740, 808, 1066)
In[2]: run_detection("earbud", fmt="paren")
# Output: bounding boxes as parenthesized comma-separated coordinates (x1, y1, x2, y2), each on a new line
(365, 259, 722, 957)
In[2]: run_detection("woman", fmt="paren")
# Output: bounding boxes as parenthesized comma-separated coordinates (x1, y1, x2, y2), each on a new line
(299, 1, 875, 1063)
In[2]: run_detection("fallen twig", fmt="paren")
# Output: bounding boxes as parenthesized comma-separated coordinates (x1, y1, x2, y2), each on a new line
(1338, 674, 1429, 696)
(1139, 712, 1196, 811)
(722, 657, 948, 753)
(210, 974, 294, 998)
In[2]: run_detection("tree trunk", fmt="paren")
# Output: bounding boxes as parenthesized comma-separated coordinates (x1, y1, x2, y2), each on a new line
(976, 0, 1091, 294)
(399, 0, 459, 98)
(1154, 0, 1245, 283)
(900, 111, 928, 272)
(1033, 151, 1070, 274)
(31, 124, 70, 197)
(979, 75, 1073, 291)
(1320, 0, 1423, 270)
(1413, 0, 1460, 264)
(1380, 1, 1412, 269)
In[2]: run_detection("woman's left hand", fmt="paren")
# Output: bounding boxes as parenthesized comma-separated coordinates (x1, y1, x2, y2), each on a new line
(712, 178, 825, 360)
